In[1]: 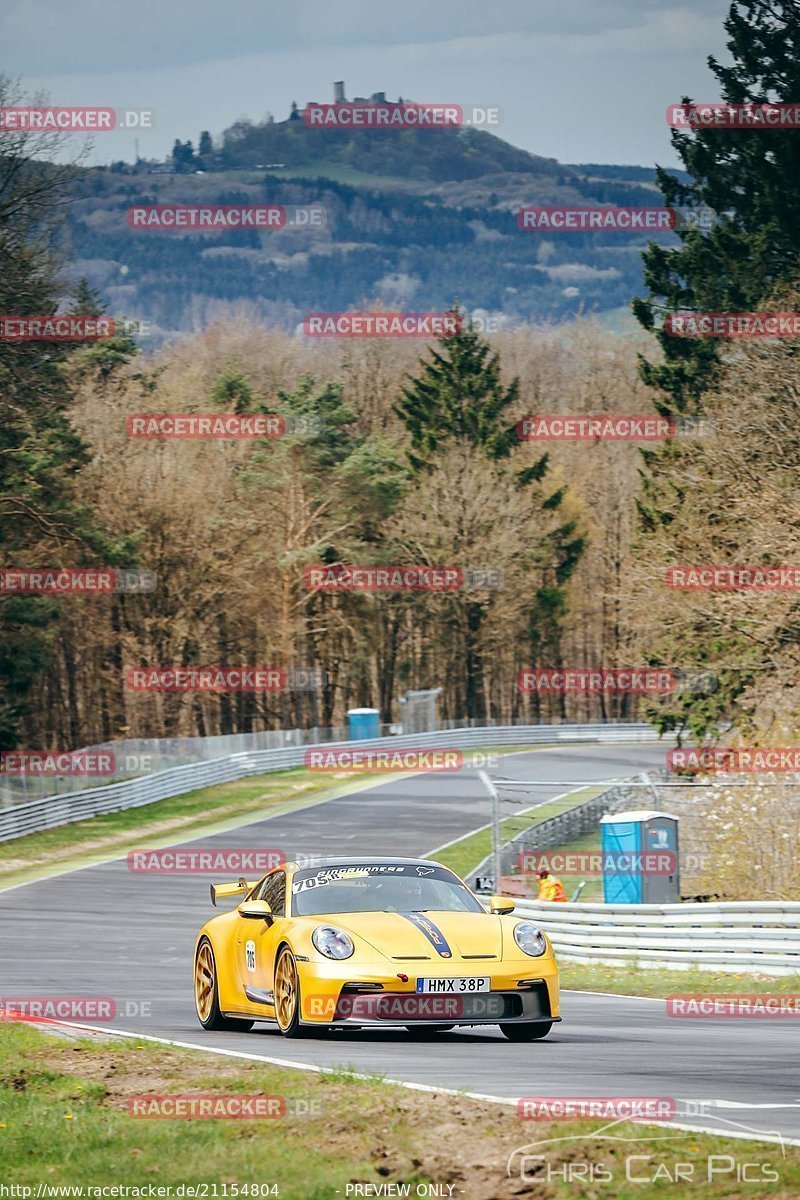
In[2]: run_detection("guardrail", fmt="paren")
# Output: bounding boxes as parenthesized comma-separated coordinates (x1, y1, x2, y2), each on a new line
(0, 722, 659, 843)
(512, 898, 800, 976)
(465, 780, 638, 892)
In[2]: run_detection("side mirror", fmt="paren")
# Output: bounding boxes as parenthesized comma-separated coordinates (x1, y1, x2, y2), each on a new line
(238, 899, 274, 922)
(487, 895, 515, 915)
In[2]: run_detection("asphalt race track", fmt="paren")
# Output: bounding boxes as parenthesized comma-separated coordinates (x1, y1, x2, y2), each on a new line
(1, 743, 797, 1147)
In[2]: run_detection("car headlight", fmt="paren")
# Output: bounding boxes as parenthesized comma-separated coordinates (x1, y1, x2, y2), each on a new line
(513, 922, 548, 957)
(311, 925, 354, 960)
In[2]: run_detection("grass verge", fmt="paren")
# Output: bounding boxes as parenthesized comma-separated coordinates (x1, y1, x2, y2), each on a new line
(1, 1022, 796, 1200)
(0, 746, 554, 891)
(433, 785, 605, 880)
(560, 961, 800, 998)
(0, 770, 374, 891)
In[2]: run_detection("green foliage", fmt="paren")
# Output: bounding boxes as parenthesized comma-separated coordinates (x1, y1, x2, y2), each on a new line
(394, 312, 519, 467)
(631, 1, 800, 736)
(210, 369, 255, 412)
(633, 0, 800, 414)
(171, 137, 196, 172)
(0, 105, 129, 746)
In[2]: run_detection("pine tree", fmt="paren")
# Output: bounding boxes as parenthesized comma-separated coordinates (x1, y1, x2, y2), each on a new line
(396, 315, 585, 718)
(211, 370, 255, 413)
(394, 311, 519, 468)
(0, 85, 125, 746)
(71, 277, 104, 316)
(69, 277, 140, 384)
(633, 0, 800, 416)
(629, 2, 800, 734)
(171, 138, 195, 172)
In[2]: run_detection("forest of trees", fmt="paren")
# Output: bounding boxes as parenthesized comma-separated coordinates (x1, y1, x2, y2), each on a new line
(5, 305, 651, 747)
(2, 0, 800, 756)
(66, 167, 666, 336)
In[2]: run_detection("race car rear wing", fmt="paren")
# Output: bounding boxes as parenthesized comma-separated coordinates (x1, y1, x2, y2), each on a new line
(210, 877, 258, 906)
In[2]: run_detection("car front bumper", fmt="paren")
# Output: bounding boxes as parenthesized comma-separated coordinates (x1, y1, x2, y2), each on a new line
(297, 958, 560, 1026)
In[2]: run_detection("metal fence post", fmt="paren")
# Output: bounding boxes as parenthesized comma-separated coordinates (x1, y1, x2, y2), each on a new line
(477, 770, 501, 893)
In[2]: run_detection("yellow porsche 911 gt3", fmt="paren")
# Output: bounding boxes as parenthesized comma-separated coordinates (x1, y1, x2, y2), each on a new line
(193, 856, 560, 1041)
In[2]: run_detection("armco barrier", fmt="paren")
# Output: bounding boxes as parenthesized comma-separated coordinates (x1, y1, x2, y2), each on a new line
(0, 722, 659, 842)
(512, 898, 800, 976)
(466, 780, 636, 892)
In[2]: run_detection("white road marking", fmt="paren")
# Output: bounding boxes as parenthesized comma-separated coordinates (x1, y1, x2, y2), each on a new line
(8, 1016, 800, 1148)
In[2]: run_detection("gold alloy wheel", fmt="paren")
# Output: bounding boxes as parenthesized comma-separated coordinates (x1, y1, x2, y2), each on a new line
(274, 948, 298, 1031)
(195, 941, 215, 1022)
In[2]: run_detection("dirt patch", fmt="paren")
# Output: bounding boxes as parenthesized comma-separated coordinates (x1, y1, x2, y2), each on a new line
(6, 1024, 546, 1197)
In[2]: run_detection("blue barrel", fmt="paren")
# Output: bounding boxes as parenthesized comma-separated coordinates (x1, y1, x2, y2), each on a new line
(347, 707, 380, 740)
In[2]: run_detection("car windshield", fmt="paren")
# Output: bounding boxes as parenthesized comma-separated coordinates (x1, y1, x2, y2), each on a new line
(290, 863, 484, 917)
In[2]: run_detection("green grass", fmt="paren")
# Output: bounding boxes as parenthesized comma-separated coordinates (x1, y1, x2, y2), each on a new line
(561, 960, 800, 997)
(0, 769, 388, 890)
(1, 1023, 797, 1199)
(262, 162, 419, 188)
(0, 1024, 413, 1197)
(0, 745, 554, 890)
(433, 785, 605, 880)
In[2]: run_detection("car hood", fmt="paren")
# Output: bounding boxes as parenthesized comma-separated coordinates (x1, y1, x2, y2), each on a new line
(316, 910, 508, 962)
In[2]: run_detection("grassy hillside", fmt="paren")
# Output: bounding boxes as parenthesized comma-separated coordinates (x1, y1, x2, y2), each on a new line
(69, 116, 675, 338)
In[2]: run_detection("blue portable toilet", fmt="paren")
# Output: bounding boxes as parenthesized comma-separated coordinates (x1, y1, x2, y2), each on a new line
(347, 707, 380, 741)
(600, 810, 680, 904)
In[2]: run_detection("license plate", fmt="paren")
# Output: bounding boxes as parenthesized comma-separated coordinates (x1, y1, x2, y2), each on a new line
(415, 977, 491, 994)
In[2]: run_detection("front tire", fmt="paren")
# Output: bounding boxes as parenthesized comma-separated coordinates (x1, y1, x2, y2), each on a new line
(500, 1021, 553, 1042)
(274, 946, 309, 1038)
(194, 937, 254, 1032)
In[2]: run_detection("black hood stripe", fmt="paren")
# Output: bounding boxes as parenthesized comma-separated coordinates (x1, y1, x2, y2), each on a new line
(400, 912, 453, 958)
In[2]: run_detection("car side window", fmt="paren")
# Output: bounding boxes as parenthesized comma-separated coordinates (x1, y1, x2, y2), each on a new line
(260, 870, 286, 917)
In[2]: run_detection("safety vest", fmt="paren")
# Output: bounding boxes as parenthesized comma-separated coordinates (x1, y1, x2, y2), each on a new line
(537, 874, 568, 902)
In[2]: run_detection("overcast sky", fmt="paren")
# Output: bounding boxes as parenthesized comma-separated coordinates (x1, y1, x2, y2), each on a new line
(4, 0, 732, 166)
